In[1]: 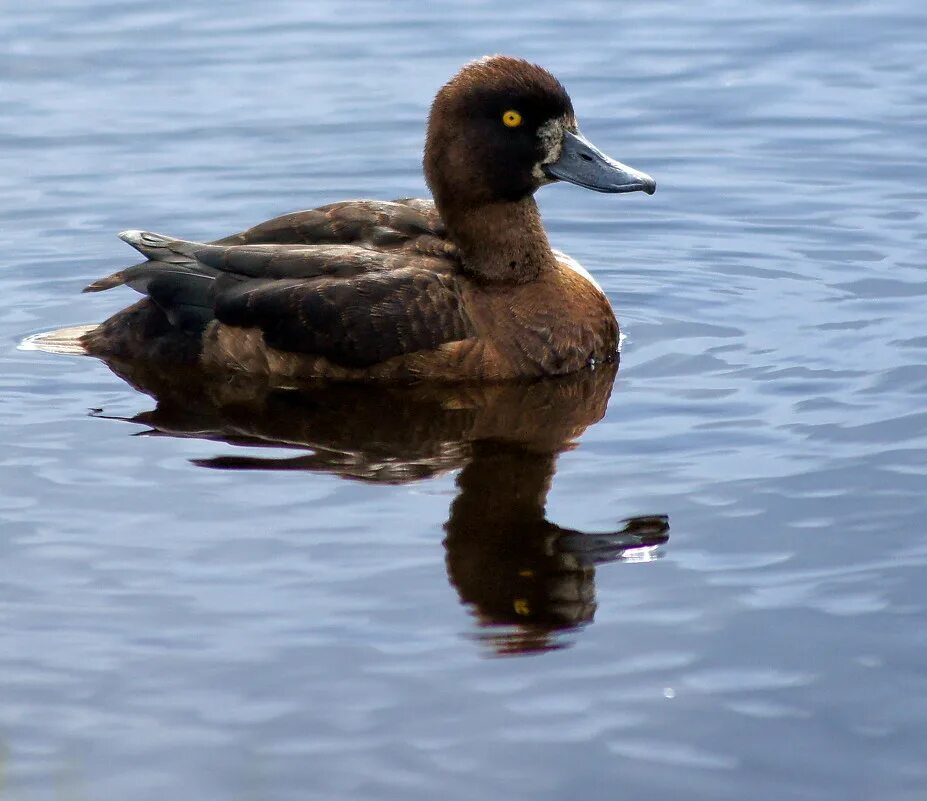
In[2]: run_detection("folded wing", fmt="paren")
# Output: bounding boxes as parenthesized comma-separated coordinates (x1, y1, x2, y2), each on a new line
(83, 199, 474, 367)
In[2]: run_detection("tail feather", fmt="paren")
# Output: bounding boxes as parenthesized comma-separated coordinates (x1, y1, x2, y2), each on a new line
(84, 272, 128, 293)
(118, 230, 200, 263)
(83, 230, 233, 333)
(83, 260, 148, 293)
(84, 230, 210, 293)
(84, 257, 220, 291)
(19, 325, 96, 355)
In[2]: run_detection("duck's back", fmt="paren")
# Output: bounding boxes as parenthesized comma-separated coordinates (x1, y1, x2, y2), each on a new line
(214, 198, 448, 251)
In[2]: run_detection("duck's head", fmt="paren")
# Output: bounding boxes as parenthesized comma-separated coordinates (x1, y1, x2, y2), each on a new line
(424, 55, 655, 210)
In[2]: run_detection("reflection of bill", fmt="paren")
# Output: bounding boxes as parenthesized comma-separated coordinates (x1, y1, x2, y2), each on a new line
(83, 354, 668, 656)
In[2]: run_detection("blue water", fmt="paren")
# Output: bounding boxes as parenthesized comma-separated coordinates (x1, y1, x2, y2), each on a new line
(2, 1, 927, 799)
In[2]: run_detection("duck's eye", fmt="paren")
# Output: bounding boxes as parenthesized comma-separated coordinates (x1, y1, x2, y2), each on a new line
(501, 110, 523, 128)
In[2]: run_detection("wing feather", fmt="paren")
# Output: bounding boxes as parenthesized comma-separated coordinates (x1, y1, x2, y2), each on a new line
(215, 268, 474, 368)
(86, 198, 468, 367)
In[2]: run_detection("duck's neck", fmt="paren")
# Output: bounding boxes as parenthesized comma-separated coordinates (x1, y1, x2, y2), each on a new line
(441, 197, 557, 284)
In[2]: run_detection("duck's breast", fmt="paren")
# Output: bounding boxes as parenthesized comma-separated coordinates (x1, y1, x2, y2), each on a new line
(459, 259, 619, 378)
(552, 249, 603, 293)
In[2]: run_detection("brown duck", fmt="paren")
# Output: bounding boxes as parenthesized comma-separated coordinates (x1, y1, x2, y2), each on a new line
(78, 55, 655, 383)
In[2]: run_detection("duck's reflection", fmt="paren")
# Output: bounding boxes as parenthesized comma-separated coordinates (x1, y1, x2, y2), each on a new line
(447, 442, 667, 655)
(95, 356, 668, 656)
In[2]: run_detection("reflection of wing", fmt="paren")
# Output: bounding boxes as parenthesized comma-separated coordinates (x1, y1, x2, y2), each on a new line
(94, 357, 619, 482)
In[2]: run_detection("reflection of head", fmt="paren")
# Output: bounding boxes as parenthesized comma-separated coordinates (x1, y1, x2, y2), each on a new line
(445, 440, 668, 656)
(445, 442, 590, 655)
(92, 355, 667, 656)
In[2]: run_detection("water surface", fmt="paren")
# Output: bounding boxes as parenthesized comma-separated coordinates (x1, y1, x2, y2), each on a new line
(2, 1, 927, 799)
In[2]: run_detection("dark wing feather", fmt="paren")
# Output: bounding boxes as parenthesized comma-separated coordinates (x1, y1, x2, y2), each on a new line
(87, 199, 457, 291)
(86, 199, 468, 366)
(189, 243, 438, 280)
(215, 268, 474, 368)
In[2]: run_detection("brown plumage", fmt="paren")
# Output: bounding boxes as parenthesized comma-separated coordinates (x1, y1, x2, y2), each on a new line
(79, 55, 656, 383)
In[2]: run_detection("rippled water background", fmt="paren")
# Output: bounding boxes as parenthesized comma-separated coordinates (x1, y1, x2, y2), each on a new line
(3, 0, 927, 798)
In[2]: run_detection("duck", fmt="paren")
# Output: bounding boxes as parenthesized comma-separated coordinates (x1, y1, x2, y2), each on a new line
(78, 55, 655, 383)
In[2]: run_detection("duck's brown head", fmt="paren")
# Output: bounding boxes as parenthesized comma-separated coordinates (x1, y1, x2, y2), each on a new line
(424, 55, 655, 211)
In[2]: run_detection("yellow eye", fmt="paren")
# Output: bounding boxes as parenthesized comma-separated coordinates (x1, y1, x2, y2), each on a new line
(502, 109, 522, 128)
